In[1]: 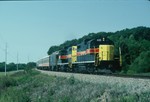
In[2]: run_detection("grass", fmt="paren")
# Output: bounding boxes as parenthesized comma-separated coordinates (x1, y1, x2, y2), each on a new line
(0, 70, 24, 77)
(0, 71, 14, 77)
(0, 72, 5, 77)
(0, 70, 149, 102)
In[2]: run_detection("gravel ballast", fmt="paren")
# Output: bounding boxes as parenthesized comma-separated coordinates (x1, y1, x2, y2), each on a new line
(37, 69, 150, 94)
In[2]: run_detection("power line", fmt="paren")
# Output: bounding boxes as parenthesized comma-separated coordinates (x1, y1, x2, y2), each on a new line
(0, 34, 22, 73)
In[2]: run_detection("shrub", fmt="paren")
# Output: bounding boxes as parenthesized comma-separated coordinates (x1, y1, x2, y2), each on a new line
(67, 76, 75, 85)
(0, 76, 18, 90)
(128, 51, 150, 73)
(0, 88, 31, 102)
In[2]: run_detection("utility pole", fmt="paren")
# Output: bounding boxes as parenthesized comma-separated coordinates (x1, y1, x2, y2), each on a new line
(5, 43, 7, 76)
(17, 52, 19, 71)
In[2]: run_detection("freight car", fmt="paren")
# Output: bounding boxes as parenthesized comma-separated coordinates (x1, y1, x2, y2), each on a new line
(37, 37, 122, 73)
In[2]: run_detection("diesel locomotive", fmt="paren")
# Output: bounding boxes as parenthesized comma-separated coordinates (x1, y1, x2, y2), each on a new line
(36, 37, 122, 73)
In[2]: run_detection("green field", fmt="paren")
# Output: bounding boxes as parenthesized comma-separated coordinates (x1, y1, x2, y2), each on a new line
(0, 71, 20, 77)
(0, 70, 149, 102)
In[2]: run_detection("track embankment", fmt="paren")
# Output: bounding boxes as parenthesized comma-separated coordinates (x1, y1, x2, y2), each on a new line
(36, 69, 150, 94)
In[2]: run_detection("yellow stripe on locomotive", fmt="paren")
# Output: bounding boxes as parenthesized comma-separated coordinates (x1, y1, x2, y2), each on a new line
(71, 46, 77, 62)
(99, 45, 114, 61)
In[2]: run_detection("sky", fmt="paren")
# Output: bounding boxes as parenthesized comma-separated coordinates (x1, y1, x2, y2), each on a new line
(0, 0, 150, 64)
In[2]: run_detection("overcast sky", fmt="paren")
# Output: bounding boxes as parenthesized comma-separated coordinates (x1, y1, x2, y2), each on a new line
(0, 0, 150, 63)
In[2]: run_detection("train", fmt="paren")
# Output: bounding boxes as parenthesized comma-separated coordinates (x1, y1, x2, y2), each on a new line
(36, 37, 122, 73)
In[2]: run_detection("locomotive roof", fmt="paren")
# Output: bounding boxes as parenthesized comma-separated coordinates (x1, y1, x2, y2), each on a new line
(36, 55, 50, 62)
(87, 37, 114, 45)
(58, 37, 114, 52)
(52, 51, 59, 54)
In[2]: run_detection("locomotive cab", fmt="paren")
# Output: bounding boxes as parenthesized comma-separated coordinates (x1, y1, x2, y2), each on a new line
(87, 37, 117, 72)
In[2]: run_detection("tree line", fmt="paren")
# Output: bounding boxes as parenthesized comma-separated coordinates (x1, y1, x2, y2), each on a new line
(0, 62, 36, 72)
(47, 26, 150, 74)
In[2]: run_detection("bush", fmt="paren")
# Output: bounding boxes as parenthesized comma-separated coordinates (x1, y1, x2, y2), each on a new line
(0, 88, 31, 102)
(128, 51, 150, 73)
(0, 76, 18, 90)
(67, 76, 75, 85)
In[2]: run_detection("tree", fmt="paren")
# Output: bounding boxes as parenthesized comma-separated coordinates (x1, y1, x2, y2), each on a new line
(0, 62, 5, 72)
(47, 26, 150, 74)
(7, 63, 16, 71)
(26, 62, 36, 68)
(128, 51, 150, 73)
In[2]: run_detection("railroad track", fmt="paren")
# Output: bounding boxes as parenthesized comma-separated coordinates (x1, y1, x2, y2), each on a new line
(102, 73, 150, 79)
(36, 68, 150, 97)
(36, 68, 150, 80)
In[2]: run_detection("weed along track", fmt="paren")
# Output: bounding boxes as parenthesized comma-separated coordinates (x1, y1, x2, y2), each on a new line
(1, 70, 149, 102)
(37, 69, 150, 94)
